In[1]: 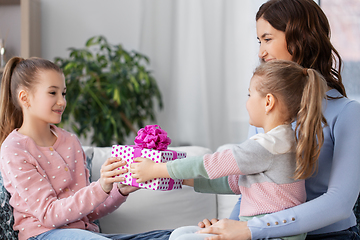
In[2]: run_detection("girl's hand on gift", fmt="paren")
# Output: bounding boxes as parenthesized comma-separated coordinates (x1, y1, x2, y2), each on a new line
(196, 219, 251, 240)
(99, 157, 128, 194)
(117, 183, 139, 196)
(131, 157, 170, 183)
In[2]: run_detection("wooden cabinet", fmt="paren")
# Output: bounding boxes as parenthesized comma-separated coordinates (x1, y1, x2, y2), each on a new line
(0, 0, 41, 74)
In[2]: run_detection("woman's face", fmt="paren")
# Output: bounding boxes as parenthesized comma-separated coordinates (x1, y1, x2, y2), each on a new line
(256, 17, 293, 62)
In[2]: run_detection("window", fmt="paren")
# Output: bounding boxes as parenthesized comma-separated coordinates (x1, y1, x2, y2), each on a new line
(321, 0, 360, 102)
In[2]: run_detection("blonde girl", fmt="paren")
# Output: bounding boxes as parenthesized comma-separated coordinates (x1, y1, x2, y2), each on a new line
(0, 57, 171, 240)
(130, 60, 327, 240)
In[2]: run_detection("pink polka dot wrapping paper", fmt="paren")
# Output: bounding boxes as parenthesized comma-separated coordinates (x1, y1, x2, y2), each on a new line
(111, 145, 186, 191)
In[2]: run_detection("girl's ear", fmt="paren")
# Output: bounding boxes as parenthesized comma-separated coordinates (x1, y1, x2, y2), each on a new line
(265, 93, 276, 114)
(18, 89, 30, 108)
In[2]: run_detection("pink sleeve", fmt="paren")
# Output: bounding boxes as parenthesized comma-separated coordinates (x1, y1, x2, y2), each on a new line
(228, 175, 241, 194)
(203, 149, 243, 179)
(88, 183, 127, 221)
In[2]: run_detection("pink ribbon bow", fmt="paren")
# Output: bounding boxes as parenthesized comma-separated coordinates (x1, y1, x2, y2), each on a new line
(134, 125, 171, 150)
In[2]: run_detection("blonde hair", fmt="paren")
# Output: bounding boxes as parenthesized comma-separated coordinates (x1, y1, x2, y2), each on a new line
(0, 57, 62, 145)
(254, 60, 327, 180)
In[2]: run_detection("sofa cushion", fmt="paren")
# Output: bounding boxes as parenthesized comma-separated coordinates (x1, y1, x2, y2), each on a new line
(0, 172, 18, 240)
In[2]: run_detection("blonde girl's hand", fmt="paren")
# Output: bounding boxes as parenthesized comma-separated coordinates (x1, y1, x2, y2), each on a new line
(198, 218, 219, 228)
(182, 179, 194, 187)
(197, 219, 251, 240)
(130, 157, 157, 183)
(130, 157, 170, 183)
(99, 157, 128, 194)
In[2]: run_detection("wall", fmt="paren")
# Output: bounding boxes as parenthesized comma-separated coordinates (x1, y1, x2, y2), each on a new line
(41, 0, 143, 60)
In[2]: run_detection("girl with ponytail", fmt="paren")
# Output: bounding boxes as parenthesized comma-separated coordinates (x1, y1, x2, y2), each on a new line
(130, 60, 327, 240)
(0, 57, 172, 240)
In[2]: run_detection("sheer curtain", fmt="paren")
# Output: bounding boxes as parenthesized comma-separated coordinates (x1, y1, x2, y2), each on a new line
(138, 0, 263, 151)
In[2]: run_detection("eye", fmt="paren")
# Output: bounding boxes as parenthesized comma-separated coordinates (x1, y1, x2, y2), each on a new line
(264, 38, 271, 42)
(49, 91, 56, 95)
(62, 92, 67, 96)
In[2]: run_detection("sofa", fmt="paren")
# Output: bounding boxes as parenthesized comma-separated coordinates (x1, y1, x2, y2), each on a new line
(86, 145, 240, 234)
(0, 145, 239, 239)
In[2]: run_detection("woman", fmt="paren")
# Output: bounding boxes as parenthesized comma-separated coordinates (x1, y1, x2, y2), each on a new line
(194, 0, 360, 239)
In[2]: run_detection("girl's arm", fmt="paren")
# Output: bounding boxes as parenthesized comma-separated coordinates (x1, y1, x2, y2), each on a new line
(131, 150, 245, 183)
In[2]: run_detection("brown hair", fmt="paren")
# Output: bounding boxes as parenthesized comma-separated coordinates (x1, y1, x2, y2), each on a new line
(254, 60, 327, 180)
(0, 57, 62, 145)
(256, 0, 346, 97)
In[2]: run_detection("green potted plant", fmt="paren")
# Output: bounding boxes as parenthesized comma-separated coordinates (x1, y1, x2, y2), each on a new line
(55, 35, 163, 147)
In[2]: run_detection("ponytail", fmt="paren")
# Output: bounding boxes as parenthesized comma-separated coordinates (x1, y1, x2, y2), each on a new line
(295, 69, 327, 179)
(0, 57, 25, 145)
(0, 57, 62, 145)
(253, 60, 327, 180)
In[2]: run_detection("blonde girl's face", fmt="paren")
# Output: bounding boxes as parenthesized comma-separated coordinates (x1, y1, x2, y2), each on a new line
(246, 75, 266, 128)
(256, 17, 293, 62)
(26, 70, 66, 125)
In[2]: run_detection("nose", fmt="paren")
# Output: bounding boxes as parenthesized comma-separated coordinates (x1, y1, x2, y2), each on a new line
(57, 96, 66, 108)
(258, 46, 266, 60)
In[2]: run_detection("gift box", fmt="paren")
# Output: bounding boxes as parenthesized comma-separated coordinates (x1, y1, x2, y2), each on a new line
(112, 125, 186, 191)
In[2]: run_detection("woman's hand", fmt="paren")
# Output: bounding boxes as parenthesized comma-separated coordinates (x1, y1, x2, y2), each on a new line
(99, 157, 128, 194)
(197, 219, 251, 240)
(131, 157, 170, 183)
(198, 218, 219, 228)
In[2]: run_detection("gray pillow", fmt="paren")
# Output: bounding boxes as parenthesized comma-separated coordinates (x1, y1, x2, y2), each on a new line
(0, 171, 18, 240)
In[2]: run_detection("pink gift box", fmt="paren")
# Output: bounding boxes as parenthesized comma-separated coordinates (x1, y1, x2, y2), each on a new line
(112, 145, 186, 191)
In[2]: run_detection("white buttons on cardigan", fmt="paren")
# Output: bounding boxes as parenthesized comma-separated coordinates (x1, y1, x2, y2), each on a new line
(68, 147, 71, 150)
(38, 155, 41, 158)
(14, 153, 18, 156)
(267, 218, 295, 227)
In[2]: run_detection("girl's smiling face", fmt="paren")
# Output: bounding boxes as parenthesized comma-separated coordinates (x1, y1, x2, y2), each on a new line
(256, 17, 293, 62)
(27, 70, 67, 125)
